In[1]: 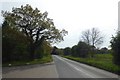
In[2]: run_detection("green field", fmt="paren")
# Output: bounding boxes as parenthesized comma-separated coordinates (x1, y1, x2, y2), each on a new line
(3, 55, 53, 67)
(64, 54, 120, 75)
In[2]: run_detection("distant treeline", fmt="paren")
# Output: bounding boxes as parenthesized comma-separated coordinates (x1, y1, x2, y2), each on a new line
(52, 32, 120, 67)
(52, 41, 109, 58)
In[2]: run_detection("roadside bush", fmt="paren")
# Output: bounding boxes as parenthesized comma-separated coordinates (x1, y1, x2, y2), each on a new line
(111, 32, 120, 66)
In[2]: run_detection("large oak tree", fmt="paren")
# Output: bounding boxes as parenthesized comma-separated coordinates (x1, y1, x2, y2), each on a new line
(2, 4, 67, 60)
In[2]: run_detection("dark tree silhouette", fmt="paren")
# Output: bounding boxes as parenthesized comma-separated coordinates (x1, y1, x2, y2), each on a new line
(111, 32, 120, 66)
(2, 4, 68, 60)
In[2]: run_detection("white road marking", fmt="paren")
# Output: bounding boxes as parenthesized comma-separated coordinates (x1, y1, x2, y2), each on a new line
(61, 56, 119, 78)
(54, 55, 94, 78)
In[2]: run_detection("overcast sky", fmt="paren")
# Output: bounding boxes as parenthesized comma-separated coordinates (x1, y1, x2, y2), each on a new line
(0, 0, 119, 48)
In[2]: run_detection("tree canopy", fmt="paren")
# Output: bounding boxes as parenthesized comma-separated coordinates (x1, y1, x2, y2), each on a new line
(2, 4, 67, 44)
(2, 4, 68, 60)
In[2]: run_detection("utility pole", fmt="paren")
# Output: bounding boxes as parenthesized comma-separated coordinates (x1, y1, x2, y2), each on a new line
(118, 1, 120, 31)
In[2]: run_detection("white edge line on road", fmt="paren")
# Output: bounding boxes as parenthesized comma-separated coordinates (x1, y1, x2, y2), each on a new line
(62, 56, 119, 78)
(54, 55, 94, 78)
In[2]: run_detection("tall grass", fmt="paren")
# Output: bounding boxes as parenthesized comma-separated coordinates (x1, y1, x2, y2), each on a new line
(64, 54, 120, 75)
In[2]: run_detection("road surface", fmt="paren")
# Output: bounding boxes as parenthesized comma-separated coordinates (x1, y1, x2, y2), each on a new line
(2, 62, 58, 78)
(2, 55, 119, 78)
(53, 55, 118, 78)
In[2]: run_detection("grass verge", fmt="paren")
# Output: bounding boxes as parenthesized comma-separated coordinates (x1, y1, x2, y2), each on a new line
(63, 54, 120, 75)
(3, 55, 53, 67)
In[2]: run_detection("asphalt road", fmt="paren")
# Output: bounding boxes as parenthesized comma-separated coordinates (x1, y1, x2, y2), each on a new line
(53, 55, 119, 78)
(2, 55, 119, 79)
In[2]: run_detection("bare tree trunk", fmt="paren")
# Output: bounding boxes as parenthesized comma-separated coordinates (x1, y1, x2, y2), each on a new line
(29, 36, 45, 60)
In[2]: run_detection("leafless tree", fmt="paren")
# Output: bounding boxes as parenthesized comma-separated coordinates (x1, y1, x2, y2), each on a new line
(91, 28, 103, 47)
(81, 28, 103, 47)
(81, 29, 91, 45)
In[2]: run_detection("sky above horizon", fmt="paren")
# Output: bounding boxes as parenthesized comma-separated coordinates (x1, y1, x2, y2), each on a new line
(0, 0, 119, 48)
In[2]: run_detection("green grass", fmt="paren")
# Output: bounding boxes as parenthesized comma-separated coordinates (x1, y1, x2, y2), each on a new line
(63, 54, 120, 75)
(3, 55, 53, 67)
